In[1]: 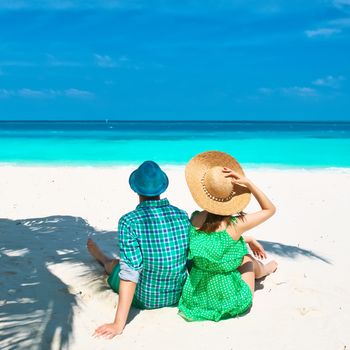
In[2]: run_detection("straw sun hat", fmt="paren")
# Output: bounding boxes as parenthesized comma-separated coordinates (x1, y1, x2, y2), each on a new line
(185, 151, 251, 216)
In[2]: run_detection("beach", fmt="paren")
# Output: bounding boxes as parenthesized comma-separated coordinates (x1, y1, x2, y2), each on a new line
(1, 165, 349, 350)
(1, 0, 350, 345)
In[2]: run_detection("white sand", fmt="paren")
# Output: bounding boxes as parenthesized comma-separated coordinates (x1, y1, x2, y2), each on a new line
(1, 165, 350, 350)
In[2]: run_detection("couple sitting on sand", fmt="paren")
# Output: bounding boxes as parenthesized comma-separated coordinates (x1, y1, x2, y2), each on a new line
(87, 151, 277, 339)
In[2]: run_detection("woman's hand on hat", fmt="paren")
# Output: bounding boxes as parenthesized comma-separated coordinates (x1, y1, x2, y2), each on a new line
(222, 168, 251, 187)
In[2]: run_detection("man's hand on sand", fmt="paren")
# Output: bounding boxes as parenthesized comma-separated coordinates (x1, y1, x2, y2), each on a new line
(93, 323, 123, 339)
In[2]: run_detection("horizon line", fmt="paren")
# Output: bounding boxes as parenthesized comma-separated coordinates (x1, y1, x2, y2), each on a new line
(1, 120, 350, 123)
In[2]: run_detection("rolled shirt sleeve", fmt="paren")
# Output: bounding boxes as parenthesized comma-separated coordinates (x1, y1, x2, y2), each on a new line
(118, 218, 143, 283)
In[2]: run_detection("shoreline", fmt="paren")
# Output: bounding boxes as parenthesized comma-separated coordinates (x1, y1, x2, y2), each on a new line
(1, 162, 350, 171)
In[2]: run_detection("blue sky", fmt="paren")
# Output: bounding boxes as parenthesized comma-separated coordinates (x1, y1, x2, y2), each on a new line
(0, 0, 349, 120)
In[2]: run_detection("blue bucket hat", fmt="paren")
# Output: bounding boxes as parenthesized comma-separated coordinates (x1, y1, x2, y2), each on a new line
(129, 161, 169, 196)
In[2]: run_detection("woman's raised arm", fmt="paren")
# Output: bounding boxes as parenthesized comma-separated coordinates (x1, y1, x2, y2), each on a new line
(223, 168, 276, 236)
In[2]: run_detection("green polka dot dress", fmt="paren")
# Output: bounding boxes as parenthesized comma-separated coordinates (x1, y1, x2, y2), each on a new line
(178, 215, 253, 321)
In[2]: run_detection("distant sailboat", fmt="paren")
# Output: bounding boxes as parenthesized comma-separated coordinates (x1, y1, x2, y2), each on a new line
(105, 118, 113, 128)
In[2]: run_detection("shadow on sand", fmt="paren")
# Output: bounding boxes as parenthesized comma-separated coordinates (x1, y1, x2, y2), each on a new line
(0, 216, 139, 350)
(253, 240, 330, 293)
(260, 240, 331, 264)
(0, 216, 330, 349)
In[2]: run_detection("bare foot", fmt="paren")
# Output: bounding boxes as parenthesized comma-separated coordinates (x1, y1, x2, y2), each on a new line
(265, 260, 278, 275)
(87, 238, 119, 274)
(87, 238, 106, 264)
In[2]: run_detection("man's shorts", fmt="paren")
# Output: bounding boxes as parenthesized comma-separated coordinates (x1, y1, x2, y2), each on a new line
(107, 264, 145, 309)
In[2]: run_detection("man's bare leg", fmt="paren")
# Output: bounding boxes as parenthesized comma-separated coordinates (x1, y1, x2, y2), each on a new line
(87, 238, 119, 275)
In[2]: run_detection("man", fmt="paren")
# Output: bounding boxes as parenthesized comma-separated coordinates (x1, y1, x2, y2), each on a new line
(87, 161, 189, 339)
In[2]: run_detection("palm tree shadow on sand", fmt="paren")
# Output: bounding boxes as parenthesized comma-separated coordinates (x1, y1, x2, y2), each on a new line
(260, 240, 331, 264)
(253, 240, 330, 292)
(0, 217, 330, 349)
(0, 215, 139, 350)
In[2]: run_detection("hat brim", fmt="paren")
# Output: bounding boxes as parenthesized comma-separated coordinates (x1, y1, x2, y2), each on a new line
(129, 170, 169, 197)
(185, 151, 251, 215)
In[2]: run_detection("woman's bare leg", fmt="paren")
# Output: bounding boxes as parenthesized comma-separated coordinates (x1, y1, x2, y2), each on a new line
(238, 254, 278, 296)
(237, 255, 255, 295)
(87, 238, 119, 275)
(252, 257, 278, 279)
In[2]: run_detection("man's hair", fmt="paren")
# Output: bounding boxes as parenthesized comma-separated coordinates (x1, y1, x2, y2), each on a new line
(139, 195, 160, 201)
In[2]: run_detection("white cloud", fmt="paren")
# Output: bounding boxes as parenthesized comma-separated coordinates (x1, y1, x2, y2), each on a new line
(0, 54, 136, 69)
(305, 28, 341, 38)
(258, 86, 317, 98)
(0, 88, 12, 98)
(46, 54, 84, 67)
(329, 18, 350, 27)
(94, 54, 118, 68)
(0, 0, 141, 10)
(0, 88, 94, 99)
(64, 88, 94, 98)
(18, 88, 53, 98)
(306, 0, 350, 40)
(93, 54, 138, 69)
(281, 86, 317, 97)
(259, 74, 346, 99)
(333, 0, 350, 8)
(312, 75, 345, 88)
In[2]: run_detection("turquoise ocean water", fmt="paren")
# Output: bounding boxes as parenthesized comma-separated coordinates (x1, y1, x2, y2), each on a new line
(0, 121, 350, 168)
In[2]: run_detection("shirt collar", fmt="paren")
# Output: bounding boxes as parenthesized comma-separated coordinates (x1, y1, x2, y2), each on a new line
(137, 198, 170, 209)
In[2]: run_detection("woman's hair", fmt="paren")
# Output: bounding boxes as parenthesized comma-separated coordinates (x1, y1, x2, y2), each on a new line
(199, 211, 246, 233)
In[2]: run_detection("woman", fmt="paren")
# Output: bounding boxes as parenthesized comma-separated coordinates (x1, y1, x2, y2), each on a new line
(178, 151, 278, 321)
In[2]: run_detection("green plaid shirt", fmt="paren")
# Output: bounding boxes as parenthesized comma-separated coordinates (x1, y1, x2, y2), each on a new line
(118, 198, 189, 309)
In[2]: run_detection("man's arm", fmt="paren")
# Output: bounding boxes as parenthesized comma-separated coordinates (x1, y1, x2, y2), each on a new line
(113, 280, 136, 331)
(93, 218, 142, 339)
(93, 280, 136, 339)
